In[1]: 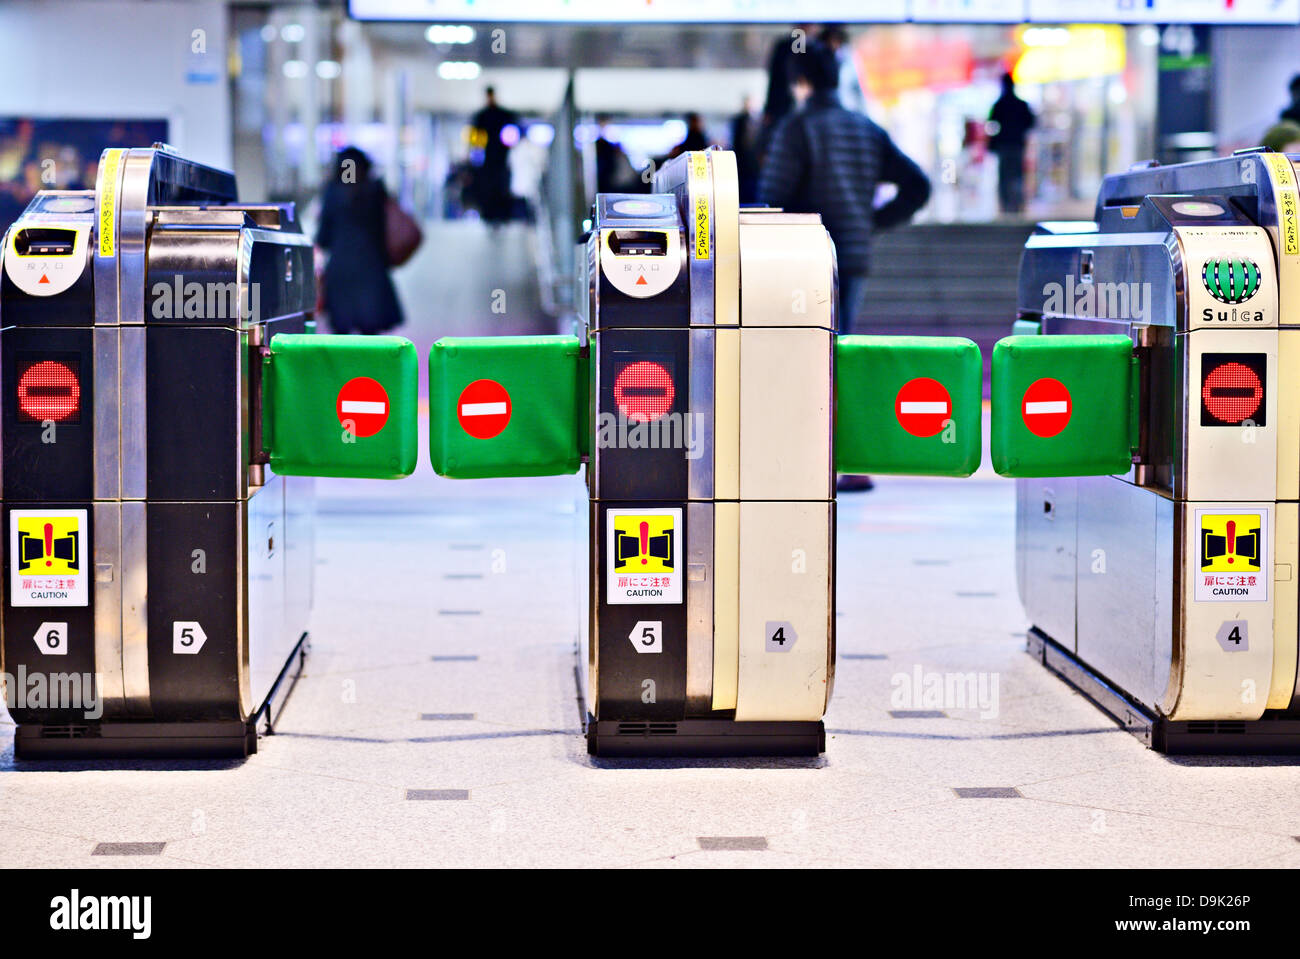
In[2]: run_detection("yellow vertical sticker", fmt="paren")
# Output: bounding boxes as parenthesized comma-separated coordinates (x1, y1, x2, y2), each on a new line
(1264, 154, 1299, 256)
(97, 148, 124, 258)
(690, 152, 710, 260)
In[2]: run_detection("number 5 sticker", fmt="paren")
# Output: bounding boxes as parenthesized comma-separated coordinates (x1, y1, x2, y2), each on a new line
(629, 621, 662, 654)
(173, 621, 209, 655)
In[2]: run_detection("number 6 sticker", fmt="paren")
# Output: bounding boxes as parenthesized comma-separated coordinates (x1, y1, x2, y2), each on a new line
(33, 621, 68, 655)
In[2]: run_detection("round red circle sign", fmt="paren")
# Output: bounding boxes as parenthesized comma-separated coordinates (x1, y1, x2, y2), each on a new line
(1202, 361, 1262, 425)
(336, 376, 390, 438)
(613, 361, 675, 423)
(895, 377, 951, 437)
(1021, 377, 1072, 438)
(457, 379, 512, 439)
(17, 360, 81, 423)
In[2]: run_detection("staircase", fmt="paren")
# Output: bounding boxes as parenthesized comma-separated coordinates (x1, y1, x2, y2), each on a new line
(855, 223, 1034, 395)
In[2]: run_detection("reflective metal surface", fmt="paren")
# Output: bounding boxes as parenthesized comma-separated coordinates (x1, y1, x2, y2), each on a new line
(120, 500, 150, 715)
(685, 501, 713, 714)
(92, 502, 125, 717)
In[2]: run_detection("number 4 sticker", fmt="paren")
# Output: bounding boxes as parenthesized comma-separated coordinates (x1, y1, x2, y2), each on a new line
(1216, 619, 1248, 652)
(766, 621, 798, 652)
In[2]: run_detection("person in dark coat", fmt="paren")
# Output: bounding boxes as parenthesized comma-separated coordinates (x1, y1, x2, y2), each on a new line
(759, 40, 930, 336)
(988, 72, 1036, 216)
(470, 86, 521, 225)
(315, 147, 404, 335)
(759, 40, 930, 493)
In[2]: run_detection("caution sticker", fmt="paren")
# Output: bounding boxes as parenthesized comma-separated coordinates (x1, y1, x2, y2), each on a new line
(97, 148, 124, 258)
(606, 507, 682, 605)
(1265, 154, 1300, 256)
(690, 152, 710, 261)
(10, 509, 89, 607)
(1195, 509, 1267, 603)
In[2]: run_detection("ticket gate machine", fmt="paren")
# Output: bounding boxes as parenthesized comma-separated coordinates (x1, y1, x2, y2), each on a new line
(429, 150, 983, 756)
(2, 146, 981, 760)
(1, 146, 418, 757)
(1000, 149, 1300, 752)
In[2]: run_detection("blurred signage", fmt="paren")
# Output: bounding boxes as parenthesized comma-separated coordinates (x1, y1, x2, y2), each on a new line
(1013, 24, 1127, 84)
(352, 0, 1299, 21)
(1027, 0, 1300, 22)
(858, 32, 974, 101)
(909, 0, 1028, 21)
(349, 0, 910, 21)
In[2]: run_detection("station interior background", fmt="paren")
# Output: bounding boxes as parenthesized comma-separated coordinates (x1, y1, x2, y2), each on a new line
(4, 1, 1299, 367)
(6, 1, 1300, 871)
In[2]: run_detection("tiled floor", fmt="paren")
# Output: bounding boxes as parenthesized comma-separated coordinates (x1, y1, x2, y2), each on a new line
(4, 462, 1300, 868)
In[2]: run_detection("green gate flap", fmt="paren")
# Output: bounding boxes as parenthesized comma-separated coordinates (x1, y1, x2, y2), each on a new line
(430, 335, 586, 479)
(264, 334, 418, 479)
(991, 334, 1136, 478)
(835, 335, 982, 477)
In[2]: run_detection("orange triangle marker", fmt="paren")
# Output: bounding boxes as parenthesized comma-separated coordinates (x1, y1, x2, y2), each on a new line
(635, 275, 647, 285)
(38, 274, 49, 284)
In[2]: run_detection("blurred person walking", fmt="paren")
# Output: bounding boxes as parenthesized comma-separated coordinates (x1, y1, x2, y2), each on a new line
(759, 40, 930, 492)
(730, 96, 761, 204)
(471, 86, 521, 225)
(762, 24, 816, 137)
(669, 112, 712, 159)
(1281, 74, 1300, 125)
(594, 115, 637, 195)
(315, 147, 406, 336)
(988, 72, 1035, 217)
(818, 24, 868, 115)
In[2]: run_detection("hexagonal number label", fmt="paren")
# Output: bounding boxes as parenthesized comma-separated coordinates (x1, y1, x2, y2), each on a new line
(629, 620, 662, 654)
(33, 622, 68, 656)
(173, 621, 208, 655)
(766, 621, 797, 652)
(1216, 619, 1248, 652)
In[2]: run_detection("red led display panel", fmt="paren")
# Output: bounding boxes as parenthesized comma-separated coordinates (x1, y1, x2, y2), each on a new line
(1200, 353, 1265, 427)
(17, 358, 81, 424)
(613, 360, 675, 423)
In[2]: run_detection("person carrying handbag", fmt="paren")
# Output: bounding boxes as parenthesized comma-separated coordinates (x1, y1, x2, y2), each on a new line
(315, 146, 414, 334)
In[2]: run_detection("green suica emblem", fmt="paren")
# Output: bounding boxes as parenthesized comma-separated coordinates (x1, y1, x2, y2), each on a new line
(1202, 256, 1261, 304)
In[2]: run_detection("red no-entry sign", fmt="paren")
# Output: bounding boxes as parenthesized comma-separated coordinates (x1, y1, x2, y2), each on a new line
(336, 376, 390, 438)
(1202, 361, 1263, 425)
(458, 379, 512, 439)
(1022, 377, 1072, 438)
(614, 361, 675, 423)
(895, 377, 951, 437)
